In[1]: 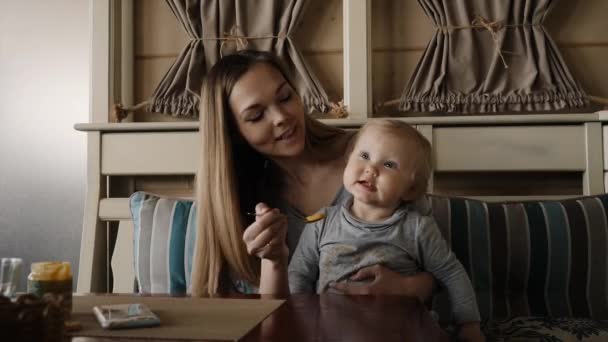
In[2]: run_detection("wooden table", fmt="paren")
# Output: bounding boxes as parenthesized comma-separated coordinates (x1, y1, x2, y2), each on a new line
(70, 294, 449, 342)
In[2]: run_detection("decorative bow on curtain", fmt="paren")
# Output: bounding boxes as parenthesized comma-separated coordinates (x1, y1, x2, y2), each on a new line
(115, 0, 332, 120)
(393, 0, 590, 114)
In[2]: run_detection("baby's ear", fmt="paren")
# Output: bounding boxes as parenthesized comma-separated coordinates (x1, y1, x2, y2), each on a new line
(402, 173, 418, 201)
(402, 186, 418, 201)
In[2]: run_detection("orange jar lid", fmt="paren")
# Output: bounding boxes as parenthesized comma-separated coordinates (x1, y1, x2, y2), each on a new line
(29, 262, 72, 281)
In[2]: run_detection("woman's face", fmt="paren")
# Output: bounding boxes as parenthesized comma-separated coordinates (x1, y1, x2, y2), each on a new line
(229, 62, 306, 158)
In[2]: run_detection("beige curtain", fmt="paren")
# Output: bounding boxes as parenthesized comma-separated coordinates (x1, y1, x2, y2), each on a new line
(150, 0, 330, 117)
(401, 0, 588, 113)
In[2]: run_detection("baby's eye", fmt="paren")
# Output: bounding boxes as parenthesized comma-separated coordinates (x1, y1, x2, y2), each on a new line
(383, 161, 398, 169)
(358, 151, 369, 160)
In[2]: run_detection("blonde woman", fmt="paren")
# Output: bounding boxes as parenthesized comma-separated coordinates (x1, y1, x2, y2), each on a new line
(193, 50, 436, 298)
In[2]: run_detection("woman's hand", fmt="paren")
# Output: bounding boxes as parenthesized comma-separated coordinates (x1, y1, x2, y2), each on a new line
(243, 203, 289, 296)
(242, 202, 289, 262)
(329, 265, 435, 301)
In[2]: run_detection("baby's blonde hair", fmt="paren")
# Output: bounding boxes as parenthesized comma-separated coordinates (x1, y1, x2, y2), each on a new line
(356, 119, 432, 199)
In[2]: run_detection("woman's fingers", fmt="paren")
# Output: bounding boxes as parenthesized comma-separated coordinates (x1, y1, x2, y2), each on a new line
(252, 223, 288, 260)
(242, 203, 288, 261)
(242, 208, 284, 242)
(255, 238, 286, 259)
(255, 202, 272, 216)
(247, 217, 287, 255)
(330, 265, 428, 297)
(349, 265, 380, 281)
(329, 265, 383, 295)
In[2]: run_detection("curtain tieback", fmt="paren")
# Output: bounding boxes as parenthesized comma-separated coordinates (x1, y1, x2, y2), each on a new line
(587, 95, 608, 107)
(328, 100, 348, 118)
(111, 101, 150, 122)
(435, 14, 538, 69)
(199, 25, 289, 58)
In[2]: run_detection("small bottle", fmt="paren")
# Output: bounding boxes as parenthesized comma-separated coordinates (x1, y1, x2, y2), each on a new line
(27, 262, 72, 318)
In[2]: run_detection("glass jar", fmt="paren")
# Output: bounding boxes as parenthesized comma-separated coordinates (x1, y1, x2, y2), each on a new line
(27, 262, 72, 318)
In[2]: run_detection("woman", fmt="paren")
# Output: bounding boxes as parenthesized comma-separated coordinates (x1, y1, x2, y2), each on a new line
(192, 50, 435, 298)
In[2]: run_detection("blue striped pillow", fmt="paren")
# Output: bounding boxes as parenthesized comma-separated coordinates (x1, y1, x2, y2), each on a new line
(428, 194, 608, 322)
(129, 192, 197, 295)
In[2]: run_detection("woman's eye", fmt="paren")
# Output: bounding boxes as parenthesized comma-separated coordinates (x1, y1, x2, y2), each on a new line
(358, 151, 369, 160)
(246, 110, 264, 122)
(279, 91, 291, 103)
(384, 161, 398, 169)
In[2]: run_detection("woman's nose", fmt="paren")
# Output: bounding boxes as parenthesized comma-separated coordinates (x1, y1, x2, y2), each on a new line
(269, 106, 289, 126)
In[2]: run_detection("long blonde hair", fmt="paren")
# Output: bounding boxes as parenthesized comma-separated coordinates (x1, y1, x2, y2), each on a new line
(193, 50, 349, 296)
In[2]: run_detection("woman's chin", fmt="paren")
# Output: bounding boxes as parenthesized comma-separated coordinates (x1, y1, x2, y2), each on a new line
(272, 142, 305, 158)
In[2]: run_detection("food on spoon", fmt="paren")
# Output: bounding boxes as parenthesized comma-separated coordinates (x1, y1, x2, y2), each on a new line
(305, 212, 325, 223)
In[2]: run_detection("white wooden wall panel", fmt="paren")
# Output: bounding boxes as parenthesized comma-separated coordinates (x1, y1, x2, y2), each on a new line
(343, 0, 371, 118)
(583, 122, 604, 195)
(77, 132, 107, 293)
(120, 0, 134, 121)
(101, 132, 199, 175)
(415, 124, 434, 192)
(433, 126, 586, 172)
(111, 220, 135, 293)
(603, 124, 608, 170)
(99, 198, 132, 221)
(91, 0, 112, 123)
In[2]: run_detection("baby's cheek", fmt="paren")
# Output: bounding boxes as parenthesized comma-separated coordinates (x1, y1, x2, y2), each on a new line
(342, 169, 356, 186)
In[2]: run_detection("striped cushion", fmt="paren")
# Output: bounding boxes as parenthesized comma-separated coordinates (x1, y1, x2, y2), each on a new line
(129, 192, 197, 295)
(428, 194, 608, 322)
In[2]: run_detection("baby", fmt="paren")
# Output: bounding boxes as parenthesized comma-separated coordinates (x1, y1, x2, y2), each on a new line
(288, 119, 483, 341)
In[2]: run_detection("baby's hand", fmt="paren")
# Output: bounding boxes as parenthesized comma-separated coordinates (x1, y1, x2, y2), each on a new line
(242, 203, 288, 262)
(329, 265, 407, 295)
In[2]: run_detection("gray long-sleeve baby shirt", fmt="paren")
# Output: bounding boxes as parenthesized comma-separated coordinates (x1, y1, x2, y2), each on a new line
(288, 197, 481, 324)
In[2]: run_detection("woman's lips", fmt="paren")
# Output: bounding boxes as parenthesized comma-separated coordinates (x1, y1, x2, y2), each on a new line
(277, 125, 296, 141)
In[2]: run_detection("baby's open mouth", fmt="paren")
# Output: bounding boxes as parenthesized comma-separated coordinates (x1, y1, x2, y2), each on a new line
(356, 180, 376, 191)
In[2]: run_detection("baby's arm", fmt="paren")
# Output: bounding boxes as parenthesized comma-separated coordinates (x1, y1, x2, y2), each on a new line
(288, 221, 322, 294)
(415, 216, 483, 340)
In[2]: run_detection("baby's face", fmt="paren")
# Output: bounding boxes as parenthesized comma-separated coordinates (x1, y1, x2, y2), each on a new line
(343, 126, 417, 210)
